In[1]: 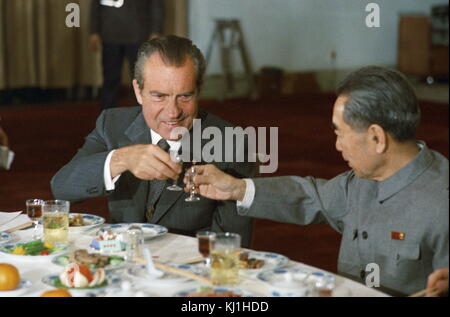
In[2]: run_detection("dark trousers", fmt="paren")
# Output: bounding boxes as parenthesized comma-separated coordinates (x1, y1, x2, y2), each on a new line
(100, 43, 141, 109)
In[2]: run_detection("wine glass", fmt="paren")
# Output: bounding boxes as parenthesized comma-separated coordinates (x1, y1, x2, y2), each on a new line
(166, 151, 183, 191)
(185, 162, 200, 202)
(26, 199, 44, 240)
(196, 231, 216, 273)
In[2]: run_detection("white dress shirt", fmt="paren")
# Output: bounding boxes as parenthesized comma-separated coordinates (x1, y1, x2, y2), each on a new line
(104, 129, 182, 191)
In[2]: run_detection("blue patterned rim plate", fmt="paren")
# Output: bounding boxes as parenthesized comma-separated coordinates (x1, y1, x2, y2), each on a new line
(41, 273, 122, 293)
(0, 241, 69, 261)
(239, 250, 290, 274)
(257, 267, 335, 297)
(0, 279, 32, 297)
(0, 231, 11, 245)
(174, 286, 256, 297)
(38, 213, 105, 232)
(98, 223, 168, 240)
(128, 263, 204, 281)
(68, 213, 105, 232)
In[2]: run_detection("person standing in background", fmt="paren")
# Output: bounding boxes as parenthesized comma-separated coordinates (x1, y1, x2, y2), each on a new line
(0, 125, 8, 147)
(90, 0, 165, 109)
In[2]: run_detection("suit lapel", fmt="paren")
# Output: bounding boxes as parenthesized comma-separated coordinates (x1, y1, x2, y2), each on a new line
(123, 112, 151, 221)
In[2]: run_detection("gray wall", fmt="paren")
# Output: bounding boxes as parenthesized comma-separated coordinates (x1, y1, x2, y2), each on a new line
(189, 0, 448, 74)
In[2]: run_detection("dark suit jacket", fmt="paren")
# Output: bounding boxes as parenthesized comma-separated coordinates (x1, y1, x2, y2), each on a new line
(51, 107, 256, 247)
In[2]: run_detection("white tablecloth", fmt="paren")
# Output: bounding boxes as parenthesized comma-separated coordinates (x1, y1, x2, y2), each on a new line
(0, 227, 388, 297)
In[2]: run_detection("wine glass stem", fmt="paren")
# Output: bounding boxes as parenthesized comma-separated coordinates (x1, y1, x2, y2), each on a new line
(33, 220, 39, 239)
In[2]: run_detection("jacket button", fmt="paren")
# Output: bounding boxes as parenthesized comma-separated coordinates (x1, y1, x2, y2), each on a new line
(362, 231, 368, 240)
(360, 269, 366, 279)
(87, 187, 98, 194)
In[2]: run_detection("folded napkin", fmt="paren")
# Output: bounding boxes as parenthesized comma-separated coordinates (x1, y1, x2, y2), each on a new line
(0, 211, 31, 232)
(0, 145, 14, 170)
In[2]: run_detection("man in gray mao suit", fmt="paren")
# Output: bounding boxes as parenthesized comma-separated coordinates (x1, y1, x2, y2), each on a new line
(51, 36, 256, 247)
(189, 66, 449, 296)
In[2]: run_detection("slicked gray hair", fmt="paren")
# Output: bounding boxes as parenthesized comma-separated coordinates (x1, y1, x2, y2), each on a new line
(336, 66, 421, 142)
(134, 35, 206, 91)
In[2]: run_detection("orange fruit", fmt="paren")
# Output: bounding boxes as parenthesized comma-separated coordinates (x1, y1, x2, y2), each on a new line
(0, 263, 20, 291)
(40, 288, 72, 297)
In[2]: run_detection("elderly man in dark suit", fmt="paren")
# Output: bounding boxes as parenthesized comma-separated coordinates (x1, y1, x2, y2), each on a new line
(188, 66, 449, 295)
(51, 35, 256, 247)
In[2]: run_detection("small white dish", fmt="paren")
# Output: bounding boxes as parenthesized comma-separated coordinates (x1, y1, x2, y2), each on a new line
(257, 267, 335, 297)
(97, 223, 168, 240)
(0, 231, 12, 245)
(0, 279, 32, 297)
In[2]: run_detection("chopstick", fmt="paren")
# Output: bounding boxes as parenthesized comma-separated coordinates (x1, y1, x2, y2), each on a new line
(178, 256, 204, 265)
(409, 287, 442, 297)
(5, 221, 34, 233)
(133, 257, 213, 285)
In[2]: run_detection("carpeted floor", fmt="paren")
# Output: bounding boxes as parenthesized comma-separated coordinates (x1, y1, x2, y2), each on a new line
(0, 93, 448, 273)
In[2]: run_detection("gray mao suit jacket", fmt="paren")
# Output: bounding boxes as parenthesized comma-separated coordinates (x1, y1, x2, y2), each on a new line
(238, 143, 449, 295)
(51, 107, 256, 247)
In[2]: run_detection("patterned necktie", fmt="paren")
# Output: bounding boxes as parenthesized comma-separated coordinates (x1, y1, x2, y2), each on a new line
(146, 139, 170, 222)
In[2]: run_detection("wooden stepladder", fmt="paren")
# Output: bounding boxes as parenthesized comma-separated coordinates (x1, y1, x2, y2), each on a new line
(205, 19, 256, 100)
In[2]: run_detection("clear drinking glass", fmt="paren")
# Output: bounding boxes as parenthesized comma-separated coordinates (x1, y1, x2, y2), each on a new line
(26, 199, 44, 240)
(185, 162, 200, 202)
(210, 232, 241, 286)
(42, 200, 70, 244)
(167, 151, 183, 191)
(196, 231, 216, 272)
(125, 225, 144, 263)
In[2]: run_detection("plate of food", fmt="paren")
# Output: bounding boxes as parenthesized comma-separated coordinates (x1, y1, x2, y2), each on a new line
(174, 285, 255, 297)
(257, 267, 335, 297)
(0, 279, 32, 297)
(42, 263, 121, 294)
(238, 250, 289, 275)
(0, 231, 11, 245)
(68, 213, 105, 232)
(52, 249, 126, 271)
(0, 240, 69, 261)
(97, 223, 168, 241)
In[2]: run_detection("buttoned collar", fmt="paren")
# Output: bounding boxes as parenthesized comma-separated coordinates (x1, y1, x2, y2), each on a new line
(376, 141, 434, 203)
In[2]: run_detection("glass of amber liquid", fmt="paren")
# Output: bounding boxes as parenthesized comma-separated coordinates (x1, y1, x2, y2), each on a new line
(42, 200, 70, 244)
(210, 232, 241, 286)
(196, 231, 216, 271)
(26, 199, 44, 240)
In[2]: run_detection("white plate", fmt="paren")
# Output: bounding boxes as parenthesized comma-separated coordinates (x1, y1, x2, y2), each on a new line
(41, 273, 122, 295)
(0, 241, 69, 262)
(52, 252, 126, 271)
(174, 286, 256, 297)
(0, 231, 11, 245)
(257, 267, 335, 297)
(0, 279, 32, 297)
(128, 263, 204, 282)
(239, 250, 289, 275)
(97, 223, 168, 240)
(68, 213, 105, 232)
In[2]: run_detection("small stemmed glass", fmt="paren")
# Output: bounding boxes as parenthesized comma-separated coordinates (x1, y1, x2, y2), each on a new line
(196, 231, 216, 274)
(166, 151, 183, 191)
(185, 161, 200, 202)
(26, 199, 44, 240)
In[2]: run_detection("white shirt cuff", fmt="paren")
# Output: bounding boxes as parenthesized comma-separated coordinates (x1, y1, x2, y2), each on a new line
(104, 150, 121, 191)
(236, 178, 255, 210)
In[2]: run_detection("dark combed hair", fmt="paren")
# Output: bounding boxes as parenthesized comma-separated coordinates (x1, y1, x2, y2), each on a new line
(336, 66, 421, 142)
(134, 35, 206, 91)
